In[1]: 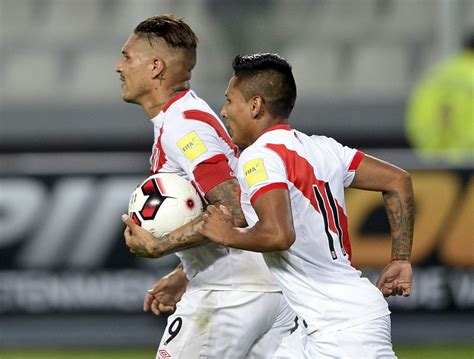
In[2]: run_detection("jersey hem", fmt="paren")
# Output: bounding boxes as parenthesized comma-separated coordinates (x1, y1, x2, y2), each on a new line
(186, 284, 282, 294)
(306, 306, 391, 336)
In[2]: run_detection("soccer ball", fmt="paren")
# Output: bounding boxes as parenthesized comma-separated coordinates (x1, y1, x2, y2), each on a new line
(128, 173, 203, 237)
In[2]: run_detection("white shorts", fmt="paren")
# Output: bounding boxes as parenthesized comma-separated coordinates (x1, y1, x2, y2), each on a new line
(156, 290, 295, 359)
(273, 315, 397, 359)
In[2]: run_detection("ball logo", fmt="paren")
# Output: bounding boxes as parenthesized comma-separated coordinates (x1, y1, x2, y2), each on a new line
(139, 178, 174, 220)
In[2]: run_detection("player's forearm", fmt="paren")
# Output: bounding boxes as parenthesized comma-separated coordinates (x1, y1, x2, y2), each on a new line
(225, 221, 295, 252)
(153, 215, 209, 257)
(383, 172, 415, 260)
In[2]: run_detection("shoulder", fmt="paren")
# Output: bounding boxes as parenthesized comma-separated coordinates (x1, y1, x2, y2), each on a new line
(308, 134, 339, 147)
(238, 143, 284, 173)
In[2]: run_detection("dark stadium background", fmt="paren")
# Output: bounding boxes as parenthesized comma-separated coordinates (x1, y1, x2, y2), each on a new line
(0, 0, 472, 357)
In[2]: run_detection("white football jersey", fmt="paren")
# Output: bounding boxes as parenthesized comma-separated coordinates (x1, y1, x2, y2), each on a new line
(150, 90, 279, 292)
(237, 124, 390, 334)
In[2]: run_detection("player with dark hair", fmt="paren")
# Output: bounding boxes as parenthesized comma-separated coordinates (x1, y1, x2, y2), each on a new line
(115, 16, 295, 358)
(199, 53, 415, 358)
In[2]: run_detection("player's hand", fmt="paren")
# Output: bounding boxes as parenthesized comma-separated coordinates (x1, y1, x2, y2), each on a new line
(122, 214, 161, 258)
(376, 259, 413, 297)
(143, 267, 188, 316)
(198, 205, 235, 246)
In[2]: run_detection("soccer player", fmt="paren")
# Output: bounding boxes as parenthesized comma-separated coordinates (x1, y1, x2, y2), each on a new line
(115, 16, 295, 358)
(199, 53, 415, 358)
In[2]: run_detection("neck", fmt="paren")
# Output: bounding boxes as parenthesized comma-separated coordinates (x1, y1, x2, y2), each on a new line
(142, 81, 190, 119)
(252, 117, 288, 143)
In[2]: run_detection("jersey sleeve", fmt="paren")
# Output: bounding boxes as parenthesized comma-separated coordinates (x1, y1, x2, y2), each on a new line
(237, 146, 288, 206)
(162, 116, 235, 194)
(320, 136, 364, 187)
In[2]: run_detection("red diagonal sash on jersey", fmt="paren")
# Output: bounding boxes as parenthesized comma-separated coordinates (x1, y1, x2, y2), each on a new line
(183, 110, 239, 157)
(265, 143, 351, 259)
(150, 127, 166, 173)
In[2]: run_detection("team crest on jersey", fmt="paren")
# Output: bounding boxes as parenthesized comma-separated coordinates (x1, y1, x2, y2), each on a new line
(243, 158, 268, 187)
(177, 131, 208, 162)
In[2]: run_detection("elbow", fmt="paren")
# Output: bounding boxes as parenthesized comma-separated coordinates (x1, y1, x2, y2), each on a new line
(274, 228, 295, 251)
(399, 169, 412, 184)
(386, 169, 413, 196)
(397, 169, 414, 195)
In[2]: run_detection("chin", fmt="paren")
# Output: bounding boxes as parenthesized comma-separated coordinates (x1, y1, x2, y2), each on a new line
(122, 94, 138, 104)
(232, 137, 244, 148)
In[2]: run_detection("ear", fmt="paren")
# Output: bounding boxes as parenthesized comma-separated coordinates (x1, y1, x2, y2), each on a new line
(250, 96, 264, 119)
(151, 58, 165, 79)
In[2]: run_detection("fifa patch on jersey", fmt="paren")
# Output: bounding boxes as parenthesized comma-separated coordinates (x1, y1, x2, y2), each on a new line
(177, 131, 208, 162)
(243, 158, 268, 187)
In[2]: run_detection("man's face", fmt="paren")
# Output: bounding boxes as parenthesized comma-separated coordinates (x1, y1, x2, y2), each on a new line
(221, 76, 254, 148)
(114, 33, 153, 104)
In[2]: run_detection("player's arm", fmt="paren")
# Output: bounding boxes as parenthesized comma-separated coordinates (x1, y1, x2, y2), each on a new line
(143, 263, 188, 316)
(350, 154, 415, 296)
(199, 187, 295, 252)
(123, 177, 246, 258)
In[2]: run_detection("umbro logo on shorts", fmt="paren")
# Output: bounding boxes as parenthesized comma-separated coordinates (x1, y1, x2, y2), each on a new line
(158, 349, 171, 358)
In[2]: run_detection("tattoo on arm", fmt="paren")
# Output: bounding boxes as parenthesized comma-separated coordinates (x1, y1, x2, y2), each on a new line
(206, 179, 247, 227)
(153, 219, 207, 257)
(147, 179, 245, 258)
(133, 243, 154, 258)
(383, 190, 414, 260)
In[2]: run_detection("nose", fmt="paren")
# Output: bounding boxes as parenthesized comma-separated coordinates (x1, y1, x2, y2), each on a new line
(220, 108, 227, 119)
(114, 59, 122, 73)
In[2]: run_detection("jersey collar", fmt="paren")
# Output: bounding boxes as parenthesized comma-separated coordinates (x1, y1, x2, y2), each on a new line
(162, 89, 190, 113)
(258, 123, 292, 139)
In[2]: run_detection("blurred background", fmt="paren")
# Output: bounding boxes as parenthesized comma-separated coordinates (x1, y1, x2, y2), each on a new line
(0, 0, 473, 357)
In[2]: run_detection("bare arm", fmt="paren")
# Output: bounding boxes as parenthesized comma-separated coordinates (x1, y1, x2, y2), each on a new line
(350, 154, 414, 260)
(199, 188, 295, 252)
(350, 154, 415, 296)
(123, 178, 246, 258)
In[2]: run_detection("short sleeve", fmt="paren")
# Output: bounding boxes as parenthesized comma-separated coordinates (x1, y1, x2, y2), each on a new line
(315, 136, 364, 187)
(162, 118, 233, 183)
(237, 146, 288, 206)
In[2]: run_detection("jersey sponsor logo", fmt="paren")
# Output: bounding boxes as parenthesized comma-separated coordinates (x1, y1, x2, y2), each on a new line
(177, 131, 208, 162)
(243, 158, 268, 187)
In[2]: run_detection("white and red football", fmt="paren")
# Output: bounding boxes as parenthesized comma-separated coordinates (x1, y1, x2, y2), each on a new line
(128, 173, 203, 237)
